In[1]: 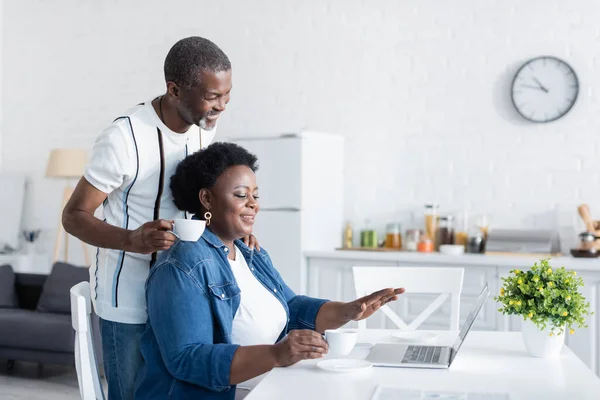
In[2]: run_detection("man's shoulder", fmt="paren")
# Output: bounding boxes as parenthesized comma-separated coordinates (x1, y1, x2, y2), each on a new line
(111, 102, 153, 128)
(96, 103, 157, 147)
(99, 104, 145, 137)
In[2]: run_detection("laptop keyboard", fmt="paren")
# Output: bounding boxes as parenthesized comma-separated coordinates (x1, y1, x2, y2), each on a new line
(401, 345, 442, 364)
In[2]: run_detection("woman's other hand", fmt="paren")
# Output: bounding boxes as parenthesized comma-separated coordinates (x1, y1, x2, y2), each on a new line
(271, 330, 328, 367)
(243, 234, 260, 251)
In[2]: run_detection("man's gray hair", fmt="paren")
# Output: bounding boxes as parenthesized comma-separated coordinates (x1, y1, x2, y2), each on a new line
(164, 36, 231, 89)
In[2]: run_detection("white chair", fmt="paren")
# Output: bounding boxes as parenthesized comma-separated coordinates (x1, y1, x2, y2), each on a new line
(70, 281, 105, 400)
(352, 266, 464, 331)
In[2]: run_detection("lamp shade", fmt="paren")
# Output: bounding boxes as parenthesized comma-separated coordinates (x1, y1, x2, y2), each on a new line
(45, 148, 88, 178)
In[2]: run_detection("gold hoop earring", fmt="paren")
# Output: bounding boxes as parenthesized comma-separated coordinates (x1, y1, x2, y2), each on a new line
(204, 211, 212, 226)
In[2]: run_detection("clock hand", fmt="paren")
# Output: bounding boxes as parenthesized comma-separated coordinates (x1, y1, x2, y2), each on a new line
(520, 84, 548, 92)
(532, 77, 549, 93)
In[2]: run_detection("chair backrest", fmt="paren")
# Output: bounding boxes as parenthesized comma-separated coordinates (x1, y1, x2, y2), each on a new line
(70, 281, 105, 400)
(352, 266, 464, 331)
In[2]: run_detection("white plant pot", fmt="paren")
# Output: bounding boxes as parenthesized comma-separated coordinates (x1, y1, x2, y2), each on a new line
(522, 319, 565, 358)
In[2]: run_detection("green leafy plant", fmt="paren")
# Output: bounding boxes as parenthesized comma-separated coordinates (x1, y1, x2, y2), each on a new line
(494, 259, 592, 335)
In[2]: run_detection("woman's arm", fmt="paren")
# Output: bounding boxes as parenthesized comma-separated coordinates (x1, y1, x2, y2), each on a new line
(229, 346, 277, 384)
(147, 262, 240, 390)
(146, 261, 328, 389)
(259, 250, 403, 333)
(314, 301, 351, 333)
(230, 330, 327, 383)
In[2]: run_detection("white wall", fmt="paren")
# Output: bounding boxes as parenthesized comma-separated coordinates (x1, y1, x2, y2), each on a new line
(0, 0, 3, 171)
(3, 0, 600, 263)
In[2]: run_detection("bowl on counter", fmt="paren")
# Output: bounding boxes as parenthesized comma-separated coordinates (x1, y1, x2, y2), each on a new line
(439, 244, 465, 255)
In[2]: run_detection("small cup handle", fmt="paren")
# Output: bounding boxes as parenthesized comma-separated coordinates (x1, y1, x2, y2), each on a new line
(166, 230, 180, 240)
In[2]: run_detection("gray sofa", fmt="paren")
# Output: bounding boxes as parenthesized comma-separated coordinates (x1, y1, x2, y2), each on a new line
(0, 262, 101, 373)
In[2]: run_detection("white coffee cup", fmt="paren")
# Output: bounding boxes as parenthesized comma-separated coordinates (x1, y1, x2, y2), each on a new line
(324, 329, 358, 356)
(171, 219, 206, 242)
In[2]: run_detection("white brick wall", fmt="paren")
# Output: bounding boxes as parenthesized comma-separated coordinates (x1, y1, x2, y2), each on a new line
(2, 0, 600, 262)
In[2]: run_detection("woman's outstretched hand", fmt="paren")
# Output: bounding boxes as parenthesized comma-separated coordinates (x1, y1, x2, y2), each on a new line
(343, 287, 405, 321)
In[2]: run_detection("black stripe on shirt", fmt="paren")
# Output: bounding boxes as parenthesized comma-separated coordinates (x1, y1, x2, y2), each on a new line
(150, 128, 166, 266)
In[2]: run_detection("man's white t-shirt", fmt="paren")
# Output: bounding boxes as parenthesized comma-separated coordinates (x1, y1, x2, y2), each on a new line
(84, 99, 216, 324)
(229, 246, 287, 390)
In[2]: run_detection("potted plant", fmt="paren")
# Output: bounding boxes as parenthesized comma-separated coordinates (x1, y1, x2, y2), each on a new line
(495, 259, 592, 358)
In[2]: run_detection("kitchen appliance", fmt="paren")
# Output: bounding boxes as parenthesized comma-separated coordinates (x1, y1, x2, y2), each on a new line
(231, 131, 344, 294)
(485, 229, 561, 256)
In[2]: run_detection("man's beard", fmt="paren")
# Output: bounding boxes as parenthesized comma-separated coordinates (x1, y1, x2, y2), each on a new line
(199, 117, 216, 131)
(179, 104, 216, 131)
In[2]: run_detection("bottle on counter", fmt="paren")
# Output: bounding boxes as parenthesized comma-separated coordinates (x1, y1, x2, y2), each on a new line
(424, 203, 439, 242)
(343, 222, 354, 248)
(435, 214, 455, 251)
(385, 223, 402, 249)
(455, 211, 469, 250)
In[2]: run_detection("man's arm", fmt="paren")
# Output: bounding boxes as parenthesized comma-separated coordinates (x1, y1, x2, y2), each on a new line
(62, 177, 175, 253)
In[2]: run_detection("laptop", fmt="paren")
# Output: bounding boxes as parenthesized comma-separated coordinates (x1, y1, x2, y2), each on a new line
(366, 283, 490, 369)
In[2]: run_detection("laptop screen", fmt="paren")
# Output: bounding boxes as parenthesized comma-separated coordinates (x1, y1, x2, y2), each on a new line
(449, 284, 490, 363)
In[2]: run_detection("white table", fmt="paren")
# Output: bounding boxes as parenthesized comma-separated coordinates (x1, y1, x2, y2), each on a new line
(246, 330, 600, 400)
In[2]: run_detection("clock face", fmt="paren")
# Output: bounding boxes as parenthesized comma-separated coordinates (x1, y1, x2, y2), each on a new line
(511, 56, 579, 123)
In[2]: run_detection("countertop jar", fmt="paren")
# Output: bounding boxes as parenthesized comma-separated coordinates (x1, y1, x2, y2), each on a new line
(404, 229, 420, 252)
(385, 223, 402, 249)
(417, 236, 434, 253)
(436, 215, 455, 250)
(466, 229, 485, 254)
(424, 203, 439, 241)
(360, 229, 378, 248)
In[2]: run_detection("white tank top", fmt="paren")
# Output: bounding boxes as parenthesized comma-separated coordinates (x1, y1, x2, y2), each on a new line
(229, 246, 287, 390)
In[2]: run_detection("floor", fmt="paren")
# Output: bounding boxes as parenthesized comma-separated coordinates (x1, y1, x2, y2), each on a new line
(0, 361, 249, 399)
(0, 361, 98, 400)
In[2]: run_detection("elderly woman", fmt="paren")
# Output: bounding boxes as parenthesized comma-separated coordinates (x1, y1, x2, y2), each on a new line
(135, 143, 404, 400)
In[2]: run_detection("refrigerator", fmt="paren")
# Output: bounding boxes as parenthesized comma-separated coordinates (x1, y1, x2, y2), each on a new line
(231, 131, 344, 294)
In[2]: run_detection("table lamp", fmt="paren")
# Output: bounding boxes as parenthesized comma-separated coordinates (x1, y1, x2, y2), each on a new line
(45, 148, 90, 265)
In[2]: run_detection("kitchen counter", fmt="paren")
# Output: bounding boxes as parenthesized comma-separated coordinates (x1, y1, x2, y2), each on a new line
(304, 250, 599, 271)
(303, 249, 600, 377)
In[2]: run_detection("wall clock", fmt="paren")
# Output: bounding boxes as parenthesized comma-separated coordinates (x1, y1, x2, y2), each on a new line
(511, 56, 579, 123)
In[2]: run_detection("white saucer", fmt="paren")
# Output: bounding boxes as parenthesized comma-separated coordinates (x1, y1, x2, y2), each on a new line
(316, 359, 373, 373)
(390, 331, 437, 342)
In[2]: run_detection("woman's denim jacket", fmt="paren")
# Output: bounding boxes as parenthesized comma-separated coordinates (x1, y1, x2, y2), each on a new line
(135, 228, 328, 399)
